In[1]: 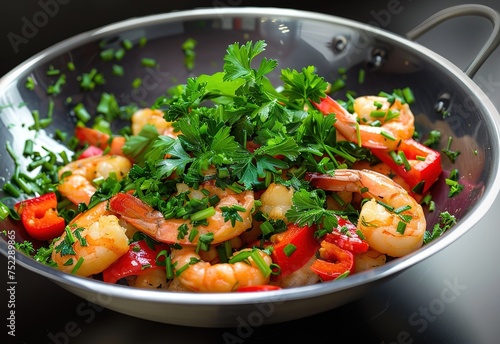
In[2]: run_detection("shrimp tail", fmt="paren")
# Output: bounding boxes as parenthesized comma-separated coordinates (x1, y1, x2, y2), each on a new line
(109, 193, 166, 238)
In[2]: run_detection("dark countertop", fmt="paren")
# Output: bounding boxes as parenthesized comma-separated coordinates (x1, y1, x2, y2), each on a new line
(2, 1, 500, 343)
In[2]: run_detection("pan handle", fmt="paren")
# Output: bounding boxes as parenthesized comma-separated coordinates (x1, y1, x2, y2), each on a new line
(406, 4, 500, 78)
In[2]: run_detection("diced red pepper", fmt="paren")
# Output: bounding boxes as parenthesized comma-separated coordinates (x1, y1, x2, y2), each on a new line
(324, 216, 369, 255)
(14, 192, 66, 241)
(77, 145, 104, 159)
(371, 138, 442, 195)
(102, 240, 169, 284)
(271, 224, 321, 277)
(310, 241, 354, 281)
(237, 285, 282, 292)
(75, 126, 126, 157)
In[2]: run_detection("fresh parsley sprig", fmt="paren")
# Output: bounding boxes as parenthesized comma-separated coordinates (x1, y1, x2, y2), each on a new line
(285, 188, 341, 233)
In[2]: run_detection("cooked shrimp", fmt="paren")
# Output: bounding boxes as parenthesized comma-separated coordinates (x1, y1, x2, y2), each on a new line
(132, 108, 178, 138)
(58, 155, 132, 205)
(306, 169, 426, 257)
(109, 181, 255, 245)
(259, 183, 294, 221)
(126, 269, 169, 290)
(354, 249, 387, 273)
(170, 247, 272, 292)
(316, 95, 414, 151)
(51, 202, 129, 277)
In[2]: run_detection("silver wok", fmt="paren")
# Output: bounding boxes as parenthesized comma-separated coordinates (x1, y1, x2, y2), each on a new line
(1, 5, 500, 327)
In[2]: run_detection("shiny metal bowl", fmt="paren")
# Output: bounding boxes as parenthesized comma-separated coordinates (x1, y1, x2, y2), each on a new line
(1, 7, 499, 327)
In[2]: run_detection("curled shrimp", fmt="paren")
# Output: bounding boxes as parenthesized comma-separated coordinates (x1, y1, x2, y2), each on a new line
(58, 155, 132, 205)
(108, 182, 255, 245)
(132, 108, 178, 138)
(51, 202, 129, 277)
(170, 247, 272, 292)
(314, 95, 414, 151)
(259, 183, 294, 221)
(306, 169, 426, 257)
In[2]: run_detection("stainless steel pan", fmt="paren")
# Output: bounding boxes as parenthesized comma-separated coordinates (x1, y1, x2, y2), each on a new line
(1, 5, 500, 327)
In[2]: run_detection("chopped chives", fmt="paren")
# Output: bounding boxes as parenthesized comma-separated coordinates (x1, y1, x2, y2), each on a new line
(23, 139, 34, 156)
(355, 229, 366, 240)
(3, 183, 20, 198)
(46, 66, 60, 76)
(416, 155, 426, 161)
(0, 201, 10, 220)
(112, 64, 124, 76)
(398, 151, 411, 171)
(100, 48, 114, 61)
(249, 250, 272, 278)
(394, 205, 412, 214)
(188, 228, 199, 242)
(428, 200, 436, 212)
(71, 257, 84, 274)
(355, 122, 361, 147)
(114, 48, 125, 61)
(330, 78, 345, 92)
(30, 110, 40, 131)
(122, 39, 133, 50)
(402, 87, 415, 104)
(216, 241, 230, 263)
(25, 77, 35, 90)
(412, 181, 425, 194)
(165, 256, 174, 279)
(55, 129, 68, 142)
(132, 78, 142, 88)
(73, 103, 91, 123)
(283, 244, 296, 257)
(396, 221, 406, 234)
(385, 109, 400, 121)
(260, 221, 274, 237)
(381, 131, 396, 141)
(190, 207, 216, 222)
(155, 249, 169, 266)
(228, 250, 251, 263)
(376, 200, 394, 212)
(358, 68, 365, 84)
(389, 150, 402, 165)
(370, 110, 386, 118)
(141, 58, 156, 68)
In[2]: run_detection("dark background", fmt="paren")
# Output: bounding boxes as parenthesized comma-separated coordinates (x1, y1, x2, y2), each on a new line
(0, 0, 498, 77)
(2, 1, 500, 343)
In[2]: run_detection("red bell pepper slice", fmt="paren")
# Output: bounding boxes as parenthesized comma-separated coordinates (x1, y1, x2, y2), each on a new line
(271, 224, 321, 277)
(237, 285, 282, 292)
(310, 241, 354, 281)
(14, 192, 66, 241)
(371, 138, 442, 195)
(324, 216, 369, 255)
(102, 240, 169, 284)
